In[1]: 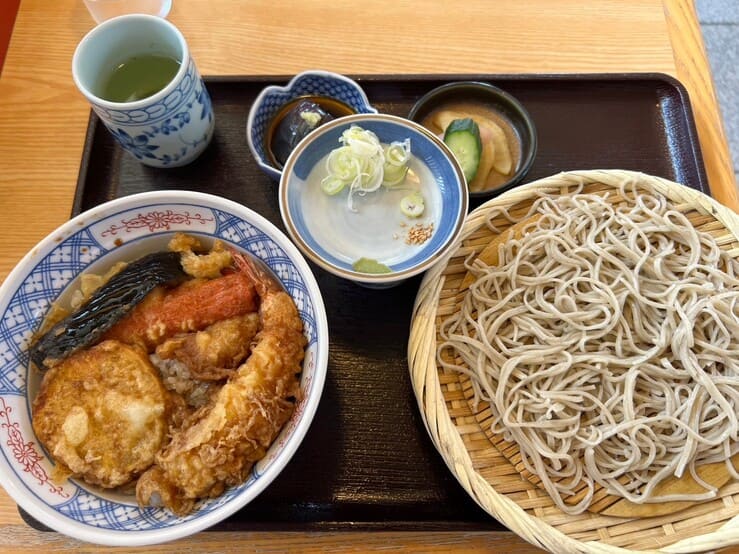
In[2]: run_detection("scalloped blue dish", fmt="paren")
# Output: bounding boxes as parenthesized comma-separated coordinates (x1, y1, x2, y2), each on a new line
(246, 70, 377, 181)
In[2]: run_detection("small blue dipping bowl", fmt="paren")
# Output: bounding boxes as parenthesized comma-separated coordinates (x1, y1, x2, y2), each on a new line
(247, 70, 378, 181)
(279, 113, 468, 288)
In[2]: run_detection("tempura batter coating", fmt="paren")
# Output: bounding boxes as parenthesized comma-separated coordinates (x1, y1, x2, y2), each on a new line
(102, 274, 257, 351)
(136, 255, 305, 514)
(153, 314, 262, 408)
(32, 340, 172, 488)
(155, 313, 261, 380)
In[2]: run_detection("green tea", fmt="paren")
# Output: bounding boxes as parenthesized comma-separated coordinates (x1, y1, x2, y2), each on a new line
(98, 54, 180, 103)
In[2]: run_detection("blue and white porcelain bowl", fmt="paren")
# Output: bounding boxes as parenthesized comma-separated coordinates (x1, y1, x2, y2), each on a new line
(72, 15, 215, 168)
(0, 191, 328, 545)
(279, 113, 468, 288)
(247, 70, 377, 181)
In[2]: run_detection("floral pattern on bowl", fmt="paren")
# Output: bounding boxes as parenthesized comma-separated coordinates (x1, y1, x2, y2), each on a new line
(0, 191, 328, 546)
(94, 59, 214, 167)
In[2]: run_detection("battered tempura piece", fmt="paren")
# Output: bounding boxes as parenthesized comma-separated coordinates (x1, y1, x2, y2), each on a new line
(152, 314, 262, 408)
(102, 273, 258, 351)
(32, 341, 172, 488)
(136, 255, 306, 514)
(154, 313, 261, 381)
(168, 233, 233, 280)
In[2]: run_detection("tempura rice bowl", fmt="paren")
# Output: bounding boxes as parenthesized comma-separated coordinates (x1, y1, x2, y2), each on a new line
(0, 191, 328, 545)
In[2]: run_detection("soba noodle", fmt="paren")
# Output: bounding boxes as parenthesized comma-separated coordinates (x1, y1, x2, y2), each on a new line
(437, 180, 739, 514)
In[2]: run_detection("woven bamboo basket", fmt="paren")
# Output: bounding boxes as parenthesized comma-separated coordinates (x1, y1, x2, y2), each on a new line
(408, 169, 739, 553)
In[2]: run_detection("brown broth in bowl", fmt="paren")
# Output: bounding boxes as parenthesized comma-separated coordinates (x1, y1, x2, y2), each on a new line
(422, 102, 521, 192)
(266, 95, 356, 168)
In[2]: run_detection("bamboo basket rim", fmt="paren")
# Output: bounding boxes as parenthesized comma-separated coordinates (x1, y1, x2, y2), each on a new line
(407, 169, 739, 554)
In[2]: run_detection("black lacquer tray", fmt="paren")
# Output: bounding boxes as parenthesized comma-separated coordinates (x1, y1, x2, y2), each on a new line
(21, 73, 708, 532)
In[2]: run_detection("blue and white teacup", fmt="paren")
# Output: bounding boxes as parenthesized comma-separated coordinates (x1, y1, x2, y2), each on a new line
(72, 14, 214, 168)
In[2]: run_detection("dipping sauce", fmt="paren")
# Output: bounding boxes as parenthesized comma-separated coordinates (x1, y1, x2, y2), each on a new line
(266, 95, 355, 168)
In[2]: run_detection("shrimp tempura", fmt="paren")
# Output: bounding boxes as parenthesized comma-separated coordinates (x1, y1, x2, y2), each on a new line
(136, 254, 305, 514)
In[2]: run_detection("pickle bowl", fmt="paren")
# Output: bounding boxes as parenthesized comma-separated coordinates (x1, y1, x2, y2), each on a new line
(278, 113, 468, 288)
(246, 70, 378, 181)
(408, 81, 538, 200)
(0, 190, 329, 546)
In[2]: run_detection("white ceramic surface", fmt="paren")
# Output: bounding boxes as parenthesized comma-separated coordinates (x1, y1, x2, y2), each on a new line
(279, 113, 468, 287)
(72, 15, 214, 168)
(83, 0, 172, 23)
(0, 191, 328, 545)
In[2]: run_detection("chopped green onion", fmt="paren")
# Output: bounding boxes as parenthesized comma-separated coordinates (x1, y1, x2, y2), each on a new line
(321, 176, 346, 195)
(386, 140, 411, 164)
(320, 125, 413, 210)
(400, 192, 425, 218)
(382, 139, 411, 187)
(382, 164, 409, 187)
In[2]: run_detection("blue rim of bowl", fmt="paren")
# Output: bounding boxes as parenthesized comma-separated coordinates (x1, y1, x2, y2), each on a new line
(278, 113, 469, 284)
(246, 70, 378, 180)
(0, 191, 329, 546)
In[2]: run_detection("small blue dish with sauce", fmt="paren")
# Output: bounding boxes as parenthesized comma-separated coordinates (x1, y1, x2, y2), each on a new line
(247, 70, 378, 181)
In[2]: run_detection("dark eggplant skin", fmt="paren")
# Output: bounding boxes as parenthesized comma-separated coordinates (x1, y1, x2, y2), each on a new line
(30, 251, 186, 369)
(271, 100, 334, 167)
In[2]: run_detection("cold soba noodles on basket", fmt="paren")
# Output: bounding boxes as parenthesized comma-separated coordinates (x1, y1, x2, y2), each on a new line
(409, 170, 739, 551)
(437, 177, 739, 514)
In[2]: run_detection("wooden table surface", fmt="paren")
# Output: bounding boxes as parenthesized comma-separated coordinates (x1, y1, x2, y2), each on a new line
(0, 0, 737, 552)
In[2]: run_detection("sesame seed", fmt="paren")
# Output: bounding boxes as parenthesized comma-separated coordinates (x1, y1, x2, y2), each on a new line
(405, 222, 434, 245)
